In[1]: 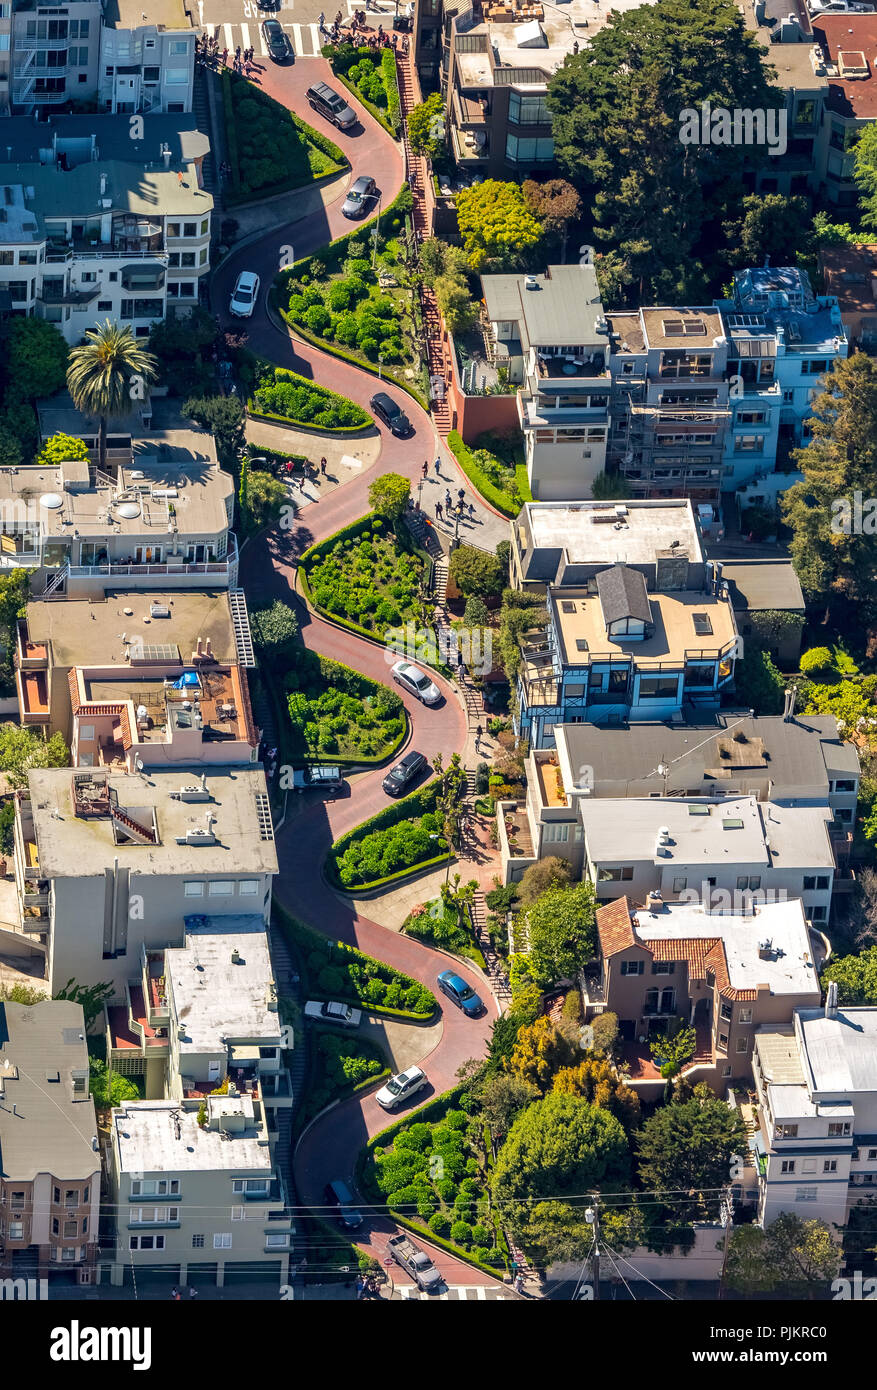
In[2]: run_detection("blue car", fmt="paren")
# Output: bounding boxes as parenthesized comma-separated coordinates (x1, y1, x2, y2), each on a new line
(437, 970, 484, 1018)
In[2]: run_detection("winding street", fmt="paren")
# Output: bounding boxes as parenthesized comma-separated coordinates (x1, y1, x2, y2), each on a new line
(211, 56, 510, 1289)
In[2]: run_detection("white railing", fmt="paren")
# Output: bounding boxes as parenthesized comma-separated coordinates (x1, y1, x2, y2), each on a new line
(68, 558, 230, 579)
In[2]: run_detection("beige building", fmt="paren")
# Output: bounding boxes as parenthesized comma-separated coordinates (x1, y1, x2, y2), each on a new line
(0, 1000, 100, 1285)
(589, 895, 823, 1097)
(12, 765, 277, 993)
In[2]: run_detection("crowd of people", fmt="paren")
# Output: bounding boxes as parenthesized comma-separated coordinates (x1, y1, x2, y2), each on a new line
(319, 9, 409, 52)
(195, 34, 259, 74)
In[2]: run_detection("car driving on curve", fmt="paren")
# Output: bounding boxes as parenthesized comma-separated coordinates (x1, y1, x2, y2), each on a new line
(390, 660, 441, 706)
(437, 970, 485, 1018)
(376, 1065, 428, 1111)
(382, 749, 428, 797)
(261, 18, 294, 61)
(306, 81, 358, 131)
(342, 175, 378, 220)
(369, 390, 412, 437)
(304, 1000, 362, 1028)
(229, 270, 260, 318)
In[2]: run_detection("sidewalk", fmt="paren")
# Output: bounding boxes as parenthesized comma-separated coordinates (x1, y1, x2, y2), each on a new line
(245, 419, 382, 511)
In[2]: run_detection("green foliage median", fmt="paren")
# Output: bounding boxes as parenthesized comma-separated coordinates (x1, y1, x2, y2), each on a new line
(326, 43, 401, 136)
(221, 71, 345, 205)
(302, 1027, 390, 1122)
(301, 512, 428, 639)
(285, 651, 407, 764)
(446, 430, 529, 517)
(327, 780, 452, 891)
(249, 364, 370, 432)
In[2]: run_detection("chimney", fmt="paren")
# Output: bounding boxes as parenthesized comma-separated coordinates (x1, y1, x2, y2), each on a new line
(205, 637, 212, 657)
(161, 144, 172, 170)
(100, 172, 107, 197)
(825, 980, 839, 1019)
(201, 771, 207, 792)
(783, 687, 797, 722)
(196, 636, 203, 656)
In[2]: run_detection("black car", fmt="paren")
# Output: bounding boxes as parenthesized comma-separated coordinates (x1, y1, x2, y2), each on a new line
(324, 1179, 363, 1231)
(370, 390, 412, 437)
(342, 174, 377, 220)
(261, 18, 293, 61)
(306, 81, 357, 131)
(382, 750, 428, 797)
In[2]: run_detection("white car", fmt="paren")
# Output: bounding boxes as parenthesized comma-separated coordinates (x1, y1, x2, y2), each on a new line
(376, 1065, 428, 1111)
(304, 1000, 361, 1028)
(229, 270, 260, 318)
(390, 660, 441, 706)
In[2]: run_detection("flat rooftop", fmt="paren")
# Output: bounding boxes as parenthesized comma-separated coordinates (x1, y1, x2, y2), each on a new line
(640, 307, 725, 351)
(522, 499, 704, 566)
(581, 795, 770, 866)
(0, 159, 210, 226)
(820, 242, 877, 320)
(113, 1100, 272, 1174)
(167, 916, 281, 1056)
(24, 765, 277, 878)
(634, 898, 820, 998)
(26, 590, 236, 669)
(0, 184, 42, 244)
(815, 14, 877, 119)
(607, 311, 646, 355)
(798, 1006, 877, 1094)
(552, 587, 736, 666)
(482, 266, 604, 350)
(0, 1000, 99, 1182)
(455, 0, 654, 85)
(0, 115, 207, 170)
(739, 0, 825, 90)
(754, 1028, 816, 1120)
(759, 801, 834, 869)
(720, 560, 805, 613)
(103, 0, 190, 29)
(82, 663, 256, 749)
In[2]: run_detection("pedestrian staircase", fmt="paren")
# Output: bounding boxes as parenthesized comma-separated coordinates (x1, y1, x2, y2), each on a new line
(193, 69, 222, 217)
(464, 768, 478, 796)
(462, 681, 486, 724)
(432, 552, 449, 605)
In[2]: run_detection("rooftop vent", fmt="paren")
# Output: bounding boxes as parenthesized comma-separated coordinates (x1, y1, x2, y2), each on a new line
(524, 275, 540, 291)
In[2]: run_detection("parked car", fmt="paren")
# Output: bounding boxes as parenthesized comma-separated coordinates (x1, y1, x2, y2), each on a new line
(324, 1178, 363, 1231)
(292, 765, 344, 792)
(229, 270, 260, 318)
(341, 174, 377, 219)
(376, 1065, 427, 1110)
(304, 1000, 362, 1028)
(382, 750, 428, 797)
(387, 1231, 442, 1292)
(261, 18, 294, 60)
(437, 969, 484, 1018)
(306, 81, 357, 130)
(390, 660, 441, 706)
(369, 390, 412, 437)
(257, 0, 281, 8)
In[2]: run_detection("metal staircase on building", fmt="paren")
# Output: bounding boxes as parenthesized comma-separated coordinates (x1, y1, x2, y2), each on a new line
(229, 588, 256, 667)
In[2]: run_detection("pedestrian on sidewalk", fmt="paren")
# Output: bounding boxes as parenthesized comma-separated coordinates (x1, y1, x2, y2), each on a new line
(457, 487, 465, 505)
(444, 489, 452, 510)
(320, 456, 327, 475)
(514, 1273, 525, 1296)
(468, 501, 476, 519)
(188, 1286, 198, 1300)
(355, 1275, 365, 1300)
(221, 46, 228, 66)
(318, 8, 325, 29)
(434, 454, 441, 475)
(422, 460, 428, 479)
(475, 722, 483, 751)
(435, 501, 443, 521)
(171, 1286, 181, 1301)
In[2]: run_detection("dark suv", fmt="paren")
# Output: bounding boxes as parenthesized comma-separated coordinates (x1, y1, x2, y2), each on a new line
(370, 390, 412, 437)
(324, 1179, 363, 1231)
(382, 750, 428, 797)
(306, 81, 357, 130)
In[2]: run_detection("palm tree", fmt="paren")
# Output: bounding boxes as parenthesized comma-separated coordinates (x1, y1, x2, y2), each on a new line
(66, 320, 157, 470)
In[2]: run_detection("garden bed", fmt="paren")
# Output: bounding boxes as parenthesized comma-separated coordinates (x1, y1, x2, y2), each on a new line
(446, 429, 530, 518)
(285, 651, 407, 764)
(326, 44, 401, 137)
(302, 1025, 390, 1123)
(220, 70, 346, 206)
(326, 780, 452, 891)
(403, 895, 487, 970)
(300, 512, 430, 641)
(275, 904, 436, 1019)
(249, 364, 370, 433)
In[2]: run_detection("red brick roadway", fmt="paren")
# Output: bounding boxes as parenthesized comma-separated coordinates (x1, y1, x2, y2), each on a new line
(215, 59, 508, 1289)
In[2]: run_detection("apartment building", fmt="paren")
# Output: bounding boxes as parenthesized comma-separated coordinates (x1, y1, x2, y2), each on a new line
(0, 424, 235, 600)
(9, 0, 102, 115)
(510, 500, 737, 745)
(750, 992, 877, 1229)
(481, 265, 611, 501)
(109, 1096, 291, 1287)
(99, 0, 195, 115)
(12, 764, 277, 993)
(720, 560, 806, 666)
(820, 241, 877, 351)
(15, 587, 254, 737)
(0, 1000, 100, 1284)
(500, 709, 859, 884)
(0, 115, 212, 340)
(588, 895, 822, 1096)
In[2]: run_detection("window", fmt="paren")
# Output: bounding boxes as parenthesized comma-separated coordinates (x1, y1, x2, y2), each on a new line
(828, 1121, 851, 1137)
(239, 879, 259, 896)
(143, 66, 160, 82)
(214, 1233, 232, 1249)
(169, 39, 189, 54)
(597, 866, 633, 881)
(266, 1233, 290, 1249)
(129, 1235, 166, 1251)
(781, 1159, 796, 1174)
(638, 675, 679, 700)
(60, 1247, 78, 1262)
(739, 1007, 752, 1024)
(869, 1150, 877, 1161)
(544, 823, 570, 843)
(192, 1234, 205, 1248)
(692, 612, 713, 636)
(130, 1179, 179, 1197)
(63, 1220, 77, 1238)
(834, 779, 856, 793)
(672, 876, 687, 893)
(165, 68, 189, 84)
(184, 881, 205, 897)
(718, 1032, 729, 1050)
(231, 1207, 246, 1221)
(8, 1222, 23, 1240)
(620, 960, 644, 976)
(201, 219, 209, 236)
(796, 1186, 818, 1202)
(776, 1124, 798, 1138)
(504, 134, 554, 163)
(736, 1037, 748, 1054)
(651, 962, 675, 976)
(720, 1001, 733, 1022)
(812, 906, 827, 921)
(209, 880, 235, 896)
(231, 1179, 269, 1195)
(824, 1159, 838, 1173)
(52, 1219, 59, 1235)
(734, 435, 765, 453)
(508, 91, 550, 125)
(97, 300, 112, 311)
(53, 1187, 60, 1204)
(183, 222, 197, 238)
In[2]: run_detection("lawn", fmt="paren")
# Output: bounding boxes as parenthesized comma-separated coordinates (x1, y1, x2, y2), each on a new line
(302, 514, 429, 639)
(365, 1094, 506, 1270)
(221, 70, 346, 205)
(447, 428, 530, 518)
(302, 1026, 390, 1122)
(250, 364, 370, 432)
(285, 650, 406, 763)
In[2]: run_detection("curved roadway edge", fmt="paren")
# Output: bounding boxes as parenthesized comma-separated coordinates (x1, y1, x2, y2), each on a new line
(213, 59, 509, 1289)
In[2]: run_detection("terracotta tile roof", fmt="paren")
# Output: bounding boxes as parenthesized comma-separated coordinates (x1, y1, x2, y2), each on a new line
(596, 897, 640, 956)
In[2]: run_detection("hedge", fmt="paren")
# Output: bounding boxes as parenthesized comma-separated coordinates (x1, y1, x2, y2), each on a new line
(446, 430, 524, 518)
(323, 43, 401, 138)
(245, 442, 308, 468)
(286, 651, 408, 767)
(220, 70, 346, 207)
(274, 903, 437, 1019)
(326, 780, 454, 891)
(274, 302, 429, 410)
(249, 365, 371, 433)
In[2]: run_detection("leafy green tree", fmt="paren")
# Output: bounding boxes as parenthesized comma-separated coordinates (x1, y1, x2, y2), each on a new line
(804, 674, 877, 730)
(419, 238, 471, 291)
(733, 647, 786, 715)
(0, 727, 69, 790)
(35, 433, 91, 469)
(723, 194, 812, 269)
(855, 122, 877, 231)
(481, 1073, 539, 1143)
(649, 1021, 696, 1079)
(407, 92, 445, 159)
(368, 471, 410, 522)
(455, 181, 543, 273)
(497, 590, 546, 682)
(492, 1092, 630, 1258)
(518, 855, 573, 906)
(0, 981, 48, 1005)
(54, 978, 114, 1030)
(547, 0, 781, 300)
(781, 354, 877, 614)
(3, 317, 69, 400)
(0, 423, 22, 469)
(842, 1195, 877, 1263)
(247, 470, 287, 531)
(66, 321, 157, 470)
(448, 545, 505, 598)
(0, 568, 29, 639)
(590, 1011, 619, 1057)
(238, 451, 250, 525)
(552, 1055, 641, 1132)
(526, 882, 597, 989)
(0, 401, 38, 458)
(251, 600, 299, 656)
(434, 275, 479, 333)
(591, 471, 632, 501)
(88, 1055, 141, 1107)
(181, 394, 246, 470)
(509, 1015, 578, 1091)
(462, 594, 490, 628)
(811, 210, 863, 248)
(726, 1214, 841, 1295)
(821, 944, 877, 1004)
(636, 1084, 748, 1221)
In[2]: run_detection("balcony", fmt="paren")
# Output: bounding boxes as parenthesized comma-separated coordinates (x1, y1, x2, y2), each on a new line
(535, 354, 609, 382)
(45, 246, 169, 264)
(15, 619, 48, 670)
(16, 665, 49, 724)
(453, 86, 490, 126)
(451, 124, 489, 163)
(38, 283, 101, 307)
(497, 800, 534, 859)
(65, 555, 232, 588)
(533, 752, 568, 809)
